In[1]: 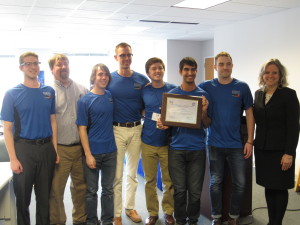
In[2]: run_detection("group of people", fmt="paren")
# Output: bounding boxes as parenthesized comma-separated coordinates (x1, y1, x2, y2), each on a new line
(1, 42, 299, 225)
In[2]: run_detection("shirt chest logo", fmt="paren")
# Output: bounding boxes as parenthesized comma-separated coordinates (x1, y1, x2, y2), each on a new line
(134, 83, 142, 90)
(232, 90, 240, 97)
(43, 92, 52, 99)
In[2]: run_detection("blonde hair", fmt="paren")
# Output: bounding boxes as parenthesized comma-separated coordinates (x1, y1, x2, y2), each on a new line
(258, 58, 288, 89)
(19, 52, 38, 65)
(215, 51, 232, 64)
(115, 42, 131, 54)
(48, 54, 69, 70)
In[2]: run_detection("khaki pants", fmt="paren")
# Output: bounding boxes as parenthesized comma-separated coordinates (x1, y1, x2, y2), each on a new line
(141, 142, 174, 216)
(49, 145, 87, 224)
(113, 125, 142, 217)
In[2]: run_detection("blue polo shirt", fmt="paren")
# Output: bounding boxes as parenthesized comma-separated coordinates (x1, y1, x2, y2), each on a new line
(141, 82, 177, 146)
(1, 83, 55, 139)
(168, 86, 210, 151)
(76, 91, 116, 154)
(199, 78, 253, 148)
(107, 71, 149, 122)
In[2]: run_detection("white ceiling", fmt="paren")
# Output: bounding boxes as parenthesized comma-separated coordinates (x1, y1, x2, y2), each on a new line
(0, 0, 300, 48)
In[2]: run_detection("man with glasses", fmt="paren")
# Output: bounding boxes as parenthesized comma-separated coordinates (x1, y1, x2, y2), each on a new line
(1, 52, 58, 225)
(107, 42, 149, 225)
(48, 54, 88, 225)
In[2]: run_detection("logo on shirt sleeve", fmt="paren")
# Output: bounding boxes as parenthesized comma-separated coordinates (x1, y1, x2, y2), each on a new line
(232, 90, 240, 97)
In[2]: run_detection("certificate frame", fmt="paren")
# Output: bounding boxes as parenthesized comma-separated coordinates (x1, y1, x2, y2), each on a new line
(161, 93, 202, 129)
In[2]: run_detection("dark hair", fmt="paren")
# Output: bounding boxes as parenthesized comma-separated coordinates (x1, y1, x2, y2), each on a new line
(258, 58, 288, 89)
(19, 52, 38, 65)
(90, 63, 111, 86)
(179, 57, 197, 71)
(145, 57, 165, 74)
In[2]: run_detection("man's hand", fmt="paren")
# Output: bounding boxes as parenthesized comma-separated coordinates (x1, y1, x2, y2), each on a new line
(243, 142, 253, 159)
(157, 118, 169, 130)
(11, 158, 23, 174)
(202, 96, 209, 112)
(56, 154, 60, 164)
(86, 154, 96, 169)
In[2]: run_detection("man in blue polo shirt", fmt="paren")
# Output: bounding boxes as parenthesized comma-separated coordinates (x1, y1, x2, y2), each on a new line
(141, 57, 176, 225)
(77, 63, 117, 225)
(1, 52, 58, 225)
(107, 42, 149, 225)
(159, 57, 210, 225)
(199, 51, 254, 225)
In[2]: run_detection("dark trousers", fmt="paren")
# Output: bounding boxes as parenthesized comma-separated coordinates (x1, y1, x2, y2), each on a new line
(13, 141, 56, 225)
(207, 146, 246, 218)
(84, 152, 116, 225)
(265, 188, 288, 225)
(168, 149, 206, 224)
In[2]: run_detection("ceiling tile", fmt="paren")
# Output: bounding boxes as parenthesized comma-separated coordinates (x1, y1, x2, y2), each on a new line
(0, 0, 299, 42)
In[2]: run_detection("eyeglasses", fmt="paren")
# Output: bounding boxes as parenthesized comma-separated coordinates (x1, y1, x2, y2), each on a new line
(118, 54, 133, 58)
(21, 62, 41, 66)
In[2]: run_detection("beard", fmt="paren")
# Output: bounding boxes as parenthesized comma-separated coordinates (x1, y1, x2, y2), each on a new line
(59, 71, 69, 80)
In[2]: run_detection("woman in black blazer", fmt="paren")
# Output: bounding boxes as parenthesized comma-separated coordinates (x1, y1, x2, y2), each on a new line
(253, 58, 299, 225)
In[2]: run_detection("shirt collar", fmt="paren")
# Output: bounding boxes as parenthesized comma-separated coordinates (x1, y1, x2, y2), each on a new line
(54, 79, 73, 88)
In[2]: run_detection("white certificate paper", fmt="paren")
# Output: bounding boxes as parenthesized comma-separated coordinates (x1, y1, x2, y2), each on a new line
(161, 93, 202, 128)
(165, 97, 198, 124)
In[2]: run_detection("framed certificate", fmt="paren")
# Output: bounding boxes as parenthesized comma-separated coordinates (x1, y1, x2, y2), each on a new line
(161, 93, 202, 129)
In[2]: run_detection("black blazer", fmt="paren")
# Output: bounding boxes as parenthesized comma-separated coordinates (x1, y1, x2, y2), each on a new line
(253, 87, 299, 155)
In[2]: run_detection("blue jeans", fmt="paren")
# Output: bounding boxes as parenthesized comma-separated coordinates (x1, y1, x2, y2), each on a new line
(84, 152, 117, 225)
(168, 149, 206, 224)
(207, 146, 246, 218)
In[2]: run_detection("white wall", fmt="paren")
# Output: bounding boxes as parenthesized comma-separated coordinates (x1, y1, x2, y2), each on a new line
(152, 40, 168, 80)
(214, 7, 300, 175)
(166, 40, 203, 86)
